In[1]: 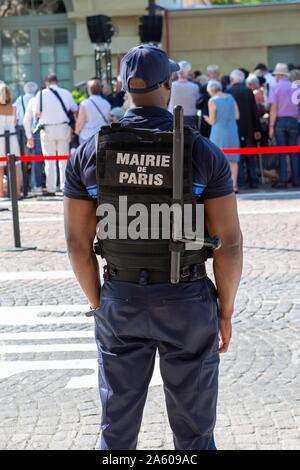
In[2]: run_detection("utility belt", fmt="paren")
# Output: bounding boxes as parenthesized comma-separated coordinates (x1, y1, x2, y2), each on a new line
(103, 263, 206, 285)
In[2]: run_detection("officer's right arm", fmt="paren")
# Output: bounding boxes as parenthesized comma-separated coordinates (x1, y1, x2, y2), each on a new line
(205, 193, 243, 353)
(64, 197, 100, 309)
(196, 138, 243, 353)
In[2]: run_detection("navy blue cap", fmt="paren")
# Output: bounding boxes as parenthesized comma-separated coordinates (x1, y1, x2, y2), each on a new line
(120, 44, 180, 94)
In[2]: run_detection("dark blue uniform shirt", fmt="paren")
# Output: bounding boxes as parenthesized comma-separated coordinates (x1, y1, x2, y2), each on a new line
(64, 106, 233, 200)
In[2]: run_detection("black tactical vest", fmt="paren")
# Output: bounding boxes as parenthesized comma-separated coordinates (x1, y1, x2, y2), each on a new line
(95, 123, 211, 276)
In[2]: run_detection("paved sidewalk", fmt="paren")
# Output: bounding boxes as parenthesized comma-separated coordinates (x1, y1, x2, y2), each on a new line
(0, 193, 299, 450)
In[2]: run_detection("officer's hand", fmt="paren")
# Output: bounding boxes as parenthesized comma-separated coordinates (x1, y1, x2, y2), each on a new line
(218, 318, 232, 353)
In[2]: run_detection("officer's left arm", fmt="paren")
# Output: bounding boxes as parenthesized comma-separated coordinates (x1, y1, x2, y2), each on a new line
(64, 197, 100, 309)
(205, 193, 242, 316)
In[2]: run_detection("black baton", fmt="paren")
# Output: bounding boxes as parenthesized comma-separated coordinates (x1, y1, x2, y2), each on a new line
(170, 106, 184, 284)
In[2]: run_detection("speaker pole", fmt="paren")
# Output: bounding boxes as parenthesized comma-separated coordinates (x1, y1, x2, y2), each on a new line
(148, 0, 156, 16)
(94, 45, 102, 80)
(104, 42, 112, 89)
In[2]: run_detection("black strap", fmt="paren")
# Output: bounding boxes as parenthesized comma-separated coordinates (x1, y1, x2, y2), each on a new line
(104, 263, 206, 284)
(21, 96, 25, 114)
(49, 87, 70, 123)
(39, 90, 43, 113)
(89, 97, 108, 124)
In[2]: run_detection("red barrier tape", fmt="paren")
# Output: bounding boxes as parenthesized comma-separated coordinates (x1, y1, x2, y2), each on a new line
(223, 146, 300, 155)
(0, 155, 69, 162)
(0, 146, 300, 163)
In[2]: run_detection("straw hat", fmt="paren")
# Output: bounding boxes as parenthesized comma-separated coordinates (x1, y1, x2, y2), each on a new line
(272, 63, 289, 76)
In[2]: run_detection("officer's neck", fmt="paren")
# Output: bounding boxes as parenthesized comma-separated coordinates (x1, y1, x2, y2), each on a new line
(130, 97, 168, 109)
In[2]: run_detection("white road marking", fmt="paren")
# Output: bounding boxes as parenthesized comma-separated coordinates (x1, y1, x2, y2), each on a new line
(0, 304, 163, 388)
(0, 271, 74, 281)
(0, 343, 96, 353)
(0, 305, 91, 326)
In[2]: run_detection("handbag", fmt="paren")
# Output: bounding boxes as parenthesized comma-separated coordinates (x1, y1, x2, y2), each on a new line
(70, 132, 80, 150)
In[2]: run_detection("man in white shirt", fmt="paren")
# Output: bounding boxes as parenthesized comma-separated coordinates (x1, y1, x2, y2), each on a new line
(35, 74, 78, 195)
(168, 60, 200, 127)
(13, 82, 39, 127)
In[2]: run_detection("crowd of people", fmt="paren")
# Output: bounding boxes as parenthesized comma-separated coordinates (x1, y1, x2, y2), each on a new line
(0, 75, 128, 197)
(171, 60, 300, 191)
(0, 58, 300, 197)
(170, 61, 300, 192)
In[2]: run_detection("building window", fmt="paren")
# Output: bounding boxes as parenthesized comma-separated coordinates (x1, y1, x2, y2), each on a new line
(0, 1, 72, 98)
(1, 29, 32, 98)
(39, 28, 72, 90)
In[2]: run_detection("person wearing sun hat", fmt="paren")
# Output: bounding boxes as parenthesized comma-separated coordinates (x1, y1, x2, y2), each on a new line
(268, 63, 300, 188)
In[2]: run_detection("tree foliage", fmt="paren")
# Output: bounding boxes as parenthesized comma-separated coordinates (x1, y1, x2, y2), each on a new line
(0, 0, 65, 16)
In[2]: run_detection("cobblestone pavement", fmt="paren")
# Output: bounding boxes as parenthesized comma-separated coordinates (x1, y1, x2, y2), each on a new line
(0, 192, 299, 450)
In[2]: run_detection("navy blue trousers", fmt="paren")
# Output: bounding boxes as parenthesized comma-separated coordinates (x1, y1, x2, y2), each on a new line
(275, 117, 300, 184)
(94, 277, 220, 450)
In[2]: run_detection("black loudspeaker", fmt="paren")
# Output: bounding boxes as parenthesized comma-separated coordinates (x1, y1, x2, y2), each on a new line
(139, 15, 163, 44)
(86, 15, 114, 44)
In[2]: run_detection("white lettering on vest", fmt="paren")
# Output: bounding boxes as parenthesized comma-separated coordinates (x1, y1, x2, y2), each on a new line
(154, 174, 163, 186)
(161, 155, 170, 167)
(145, 154, 156, 166)
(119, 172, 129, 183)
(116, 153, 130, 165)
(116, 152, 171, 168)
(119, 172, 164, 186)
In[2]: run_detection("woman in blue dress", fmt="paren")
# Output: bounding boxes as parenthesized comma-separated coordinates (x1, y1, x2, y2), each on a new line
(204, 80, 240, 192)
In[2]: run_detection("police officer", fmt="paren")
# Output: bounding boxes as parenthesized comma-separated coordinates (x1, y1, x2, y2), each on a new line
(64, 45, 243, 450)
